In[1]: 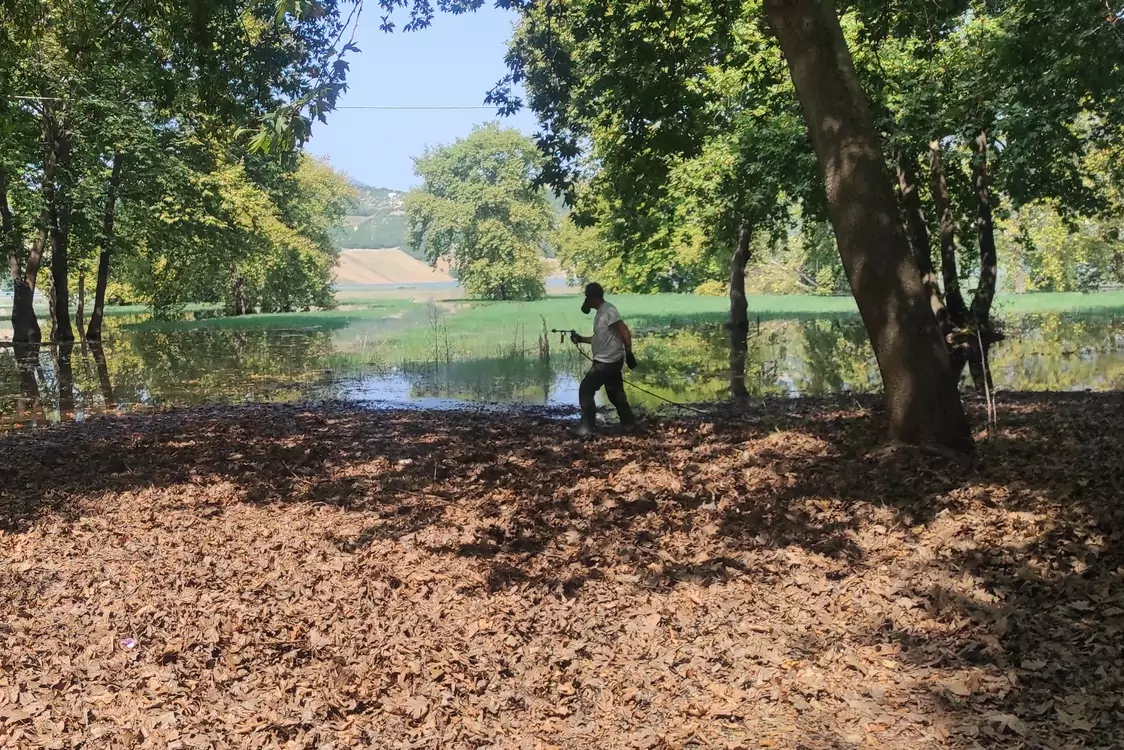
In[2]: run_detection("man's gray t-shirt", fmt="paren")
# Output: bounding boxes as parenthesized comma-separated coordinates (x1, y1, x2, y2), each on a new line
(592, 302, 626, 363)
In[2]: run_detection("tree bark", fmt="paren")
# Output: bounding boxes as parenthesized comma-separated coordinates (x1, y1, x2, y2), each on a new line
(43, 118, 74, 342)
(2, 168, 43, 344)
(87, 150, 125, 341)
(763, 0, 972, 453)
(928, 141, 968, 327)
(895, 151, 950, 337)
(230, 273, 246, 316)
(971, 131, 997, 324)
(46, 273, 59, 341)
(729, 221, 752, 401)
(966, 130, 1000, 391)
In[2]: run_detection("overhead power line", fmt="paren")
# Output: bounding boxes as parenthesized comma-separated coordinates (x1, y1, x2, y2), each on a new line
(12, 96, 496, 111)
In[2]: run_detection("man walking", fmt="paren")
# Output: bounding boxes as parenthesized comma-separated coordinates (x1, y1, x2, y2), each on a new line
(570, 282, 637, 436)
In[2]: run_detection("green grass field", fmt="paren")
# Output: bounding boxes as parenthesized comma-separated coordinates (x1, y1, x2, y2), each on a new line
(991, 290, 1124, 314)
(123, 299, 417, 332)
(7, 289, 1124, 344)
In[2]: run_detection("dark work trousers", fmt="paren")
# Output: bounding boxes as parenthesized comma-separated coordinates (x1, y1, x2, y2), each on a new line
(579, 358, 636, 429)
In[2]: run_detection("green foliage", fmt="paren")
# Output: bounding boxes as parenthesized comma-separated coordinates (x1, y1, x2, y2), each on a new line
(997, 201, 1124, 292)
(406, 124, 552, 301)
(495, 0, 824, 296)
(490, 0, 1124, 305)
(747, 219, 848, 296)
(1, 0, 359, 336)
(693, 280, 727, 296)
(849, 0, 1124, 298)
(113, 139, 353, 318)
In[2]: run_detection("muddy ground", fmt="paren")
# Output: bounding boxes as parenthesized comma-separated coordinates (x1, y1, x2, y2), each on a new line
(1, 393, 1122, 749)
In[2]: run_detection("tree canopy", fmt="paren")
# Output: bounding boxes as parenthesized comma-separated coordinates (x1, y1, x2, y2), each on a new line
(1, 0, 360, 339)
(406, 123, 553, 301)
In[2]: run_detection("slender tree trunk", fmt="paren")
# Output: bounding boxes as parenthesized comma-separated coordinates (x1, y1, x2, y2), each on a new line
(230, 273, 246, 316)
(43, 120, 74, 342)
(971, 131, 998, 324)
(87, 150, 124, 342)
(729, 221, 752, 401)
(89, 341, 116, 411)
(2, 169, 43, 344)
(46, 273, 59, 341)
(896, 151, 950, 336)
(76, 271, 86, 337)
(763, 0, 972, 452)
(928, 141, 968, 327)
(968, 130, 999, 391)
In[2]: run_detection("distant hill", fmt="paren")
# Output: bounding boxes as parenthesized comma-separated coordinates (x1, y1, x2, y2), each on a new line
(334, 182, 420, 257)
(334, 180, 569, 260)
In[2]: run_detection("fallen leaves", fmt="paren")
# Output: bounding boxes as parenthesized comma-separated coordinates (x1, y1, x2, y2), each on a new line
(0, 393, 1122, 748)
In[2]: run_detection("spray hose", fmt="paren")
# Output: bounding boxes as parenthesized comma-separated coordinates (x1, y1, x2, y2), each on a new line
(550, 328, 710, 415)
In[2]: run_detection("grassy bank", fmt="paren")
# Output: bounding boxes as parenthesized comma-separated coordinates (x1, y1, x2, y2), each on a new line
(122, 298, 419, 332)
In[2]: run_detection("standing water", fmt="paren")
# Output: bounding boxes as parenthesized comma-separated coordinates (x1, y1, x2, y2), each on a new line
(1, 309, 1123, 429)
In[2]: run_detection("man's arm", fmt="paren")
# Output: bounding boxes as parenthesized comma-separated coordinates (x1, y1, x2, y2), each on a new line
(611, 320, 638, 369)
(570, 331, 592, 345)
(610, 320, 632, 353)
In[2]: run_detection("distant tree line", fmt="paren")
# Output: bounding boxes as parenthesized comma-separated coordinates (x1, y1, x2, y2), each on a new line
(0, 0, 357, 340)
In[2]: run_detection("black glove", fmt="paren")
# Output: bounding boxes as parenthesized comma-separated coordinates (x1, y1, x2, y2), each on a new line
(570, 331, 582, 345)
(626, 351, 637, 370)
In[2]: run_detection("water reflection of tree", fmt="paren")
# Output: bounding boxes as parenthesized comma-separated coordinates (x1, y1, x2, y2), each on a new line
(88, 342, 116, 409)
(0, 345, 46, 426)
(55, 343, 76, 420)
(119, 327, 341, 405)
(796, 319, 878, 395)
(403, 355, 557, 404)
(4, 311, 1121, 426)
(988, 313, 1124, 391)
(1, 324, 347, 427)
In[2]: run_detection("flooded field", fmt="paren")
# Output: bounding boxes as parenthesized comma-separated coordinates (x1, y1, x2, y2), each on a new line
(2, 300, 1122, 429)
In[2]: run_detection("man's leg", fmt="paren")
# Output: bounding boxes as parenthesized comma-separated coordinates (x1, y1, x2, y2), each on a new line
(577, 365, 606, 433)
(602, 360, 636, 429)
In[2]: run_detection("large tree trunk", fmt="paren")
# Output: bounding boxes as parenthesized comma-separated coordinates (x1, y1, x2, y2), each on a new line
(2, 169, 43, 344)
(87, 150, 124, 342)
(928, 141, 968, 327)
(43, 120, 74, 342)
(763, 0, 972, 452)
(896, 151, 950, 337)
(729, 221, 752, 401)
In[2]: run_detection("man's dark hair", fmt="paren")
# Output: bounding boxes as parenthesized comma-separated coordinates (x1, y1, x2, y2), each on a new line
(584, 282, 605, 300)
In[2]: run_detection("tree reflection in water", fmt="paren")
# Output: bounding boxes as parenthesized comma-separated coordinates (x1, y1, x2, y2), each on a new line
(1, 311, 1121, 428)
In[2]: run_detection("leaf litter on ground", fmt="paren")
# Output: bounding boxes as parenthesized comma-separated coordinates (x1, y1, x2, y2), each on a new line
(1, 392, 1123, 749)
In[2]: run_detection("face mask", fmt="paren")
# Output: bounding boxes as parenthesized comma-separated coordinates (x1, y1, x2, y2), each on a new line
(581, 302, 591, 314)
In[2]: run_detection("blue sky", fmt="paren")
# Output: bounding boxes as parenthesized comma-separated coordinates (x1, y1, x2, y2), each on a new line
(306, 5, 538, 190)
